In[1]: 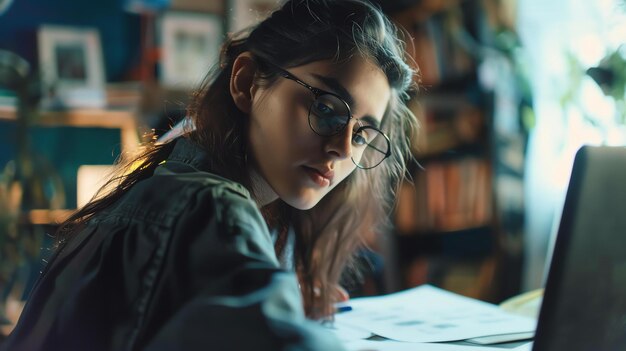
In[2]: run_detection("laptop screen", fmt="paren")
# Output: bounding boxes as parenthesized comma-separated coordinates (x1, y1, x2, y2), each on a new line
(533, 146, 626, 351)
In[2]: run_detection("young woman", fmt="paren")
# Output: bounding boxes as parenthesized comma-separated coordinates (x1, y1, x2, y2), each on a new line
(2, 0, 418, 349)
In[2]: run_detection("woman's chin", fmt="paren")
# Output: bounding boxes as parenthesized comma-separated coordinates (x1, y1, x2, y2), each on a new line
(283, 193, 323, 211)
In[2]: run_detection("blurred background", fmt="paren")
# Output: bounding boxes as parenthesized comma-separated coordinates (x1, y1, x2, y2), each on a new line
(1, 0, 625, 338)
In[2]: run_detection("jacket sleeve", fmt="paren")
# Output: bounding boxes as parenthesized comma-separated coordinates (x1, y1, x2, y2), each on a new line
(141, 185, 346, 351)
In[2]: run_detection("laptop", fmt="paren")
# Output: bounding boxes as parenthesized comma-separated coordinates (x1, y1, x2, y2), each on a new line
(531, 145, 626, 351)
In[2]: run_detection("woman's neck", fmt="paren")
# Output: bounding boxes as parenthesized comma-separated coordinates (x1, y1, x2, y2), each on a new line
(250, 168, 279, 207)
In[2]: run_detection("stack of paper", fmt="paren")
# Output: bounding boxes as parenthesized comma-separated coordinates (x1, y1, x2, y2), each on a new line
(329, 285, 537, 350)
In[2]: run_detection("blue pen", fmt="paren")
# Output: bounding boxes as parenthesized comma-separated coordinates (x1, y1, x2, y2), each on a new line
(335, 303, 352, 313)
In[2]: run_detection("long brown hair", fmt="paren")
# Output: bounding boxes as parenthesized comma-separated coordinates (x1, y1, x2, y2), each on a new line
(57, 0, 419, 319)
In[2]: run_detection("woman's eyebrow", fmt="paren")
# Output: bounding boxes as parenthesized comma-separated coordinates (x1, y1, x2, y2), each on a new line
(311, 73, 356, 110)
(311, 73, 382, 128)
(359, 115, 381, 129)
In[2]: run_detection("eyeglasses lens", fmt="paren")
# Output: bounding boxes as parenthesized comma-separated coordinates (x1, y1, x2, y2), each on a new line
(308, 94, 350, 135)
(351, 126, 388, 169)
(308, 94, 389, 169)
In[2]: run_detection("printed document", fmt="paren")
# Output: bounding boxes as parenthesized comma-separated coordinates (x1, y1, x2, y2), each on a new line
(333, 285, 537, 343)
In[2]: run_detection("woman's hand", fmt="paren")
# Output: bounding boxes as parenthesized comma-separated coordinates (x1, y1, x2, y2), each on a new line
(306, 283, 351, 319)
(333, 285, 350, 304)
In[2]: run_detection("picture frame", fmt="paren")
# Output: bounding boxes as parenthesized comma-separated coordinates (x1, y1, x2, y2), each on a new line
(37, 25, 106, 109)
(160, 12, 223, 89)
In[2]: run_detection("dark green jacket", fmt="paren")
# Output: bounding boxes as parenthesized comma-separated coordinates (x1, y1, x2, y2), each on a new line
(3, 138, 344, 351)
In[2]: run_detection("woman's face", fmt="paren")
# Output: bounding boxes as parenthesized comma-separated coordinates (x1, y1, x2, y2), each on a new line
(248, 57, 391, 210)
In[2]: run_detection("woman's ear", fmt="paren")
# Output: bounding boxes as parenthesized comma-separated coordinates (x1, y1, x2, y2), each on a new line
(230, 52, 257, 114)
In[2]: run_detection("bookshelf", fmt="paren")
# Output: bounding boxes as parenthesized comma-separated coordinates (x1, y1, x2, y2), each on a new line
(385, 0, 502, 301)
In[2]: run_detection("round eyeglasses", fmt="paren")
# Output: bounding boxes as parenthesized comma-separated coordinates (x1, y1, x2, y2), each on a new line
(269, 64, 392, 169)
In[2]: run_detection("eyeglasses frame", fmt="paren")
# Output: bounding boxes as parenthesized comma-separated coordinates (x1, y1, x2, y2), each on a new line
(266, 63, 392, 169)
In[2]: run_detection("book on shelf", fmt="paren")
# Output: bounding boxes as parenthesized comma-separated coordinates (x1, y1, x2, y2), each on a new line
(403, 8, 477, 87)
(411, 21, 441, 86)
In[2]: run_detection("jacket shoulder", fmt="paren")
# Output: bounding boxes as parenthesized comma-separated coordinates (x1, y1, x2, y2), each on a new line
(154, 163, 251, 199)
(105, 164, 254, 229)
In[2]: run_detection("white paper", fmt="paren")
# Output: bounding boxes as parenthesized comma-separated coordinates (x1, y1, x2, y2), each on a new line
(466, 332, 535, 345)
(513, 342, 533, 351)
(335, 285, 537, 343)
(344, 339, 513, 351)
(326, 320, 374, 342)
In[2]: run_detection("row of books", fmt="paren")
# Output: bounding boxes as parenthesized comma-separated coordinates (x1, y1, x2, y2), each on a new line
(406, 8, 476, 87)
(395, 157, 492, 233)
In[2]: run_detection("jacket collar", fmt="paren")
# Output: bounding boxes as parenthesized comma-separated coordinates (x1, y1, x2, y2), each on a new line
(164, 136, 213, 173)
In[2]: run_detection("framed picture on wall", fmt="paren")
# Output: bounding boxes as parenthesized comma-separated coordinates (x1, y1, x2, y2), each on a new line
(38, 25, 106, 109)
(160, 12, 223, 89)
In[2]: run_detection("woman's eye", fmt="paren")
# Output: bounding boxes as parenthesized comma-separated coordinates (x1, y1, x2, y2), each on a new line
(352, 132, 368, 146)
(314, 101, 334, 116)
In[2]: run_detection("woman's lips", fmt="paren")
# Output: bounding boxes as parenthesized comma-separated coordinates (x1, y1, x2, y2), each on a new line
(302, 166, 333, 187)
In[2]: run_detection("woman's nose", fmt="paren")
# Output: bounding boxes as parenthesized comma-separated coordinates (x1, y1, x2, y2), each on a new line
(324, 123, 353, 160)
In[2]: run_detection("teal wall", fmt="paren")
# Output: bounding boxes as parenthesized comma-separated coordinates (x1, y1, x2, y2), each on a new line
(0, 121, 122, 209)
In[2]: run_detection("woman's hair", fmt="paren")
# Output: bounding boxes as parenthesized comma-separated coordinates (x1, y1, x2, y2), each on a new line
(57, 0, 419, 318)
